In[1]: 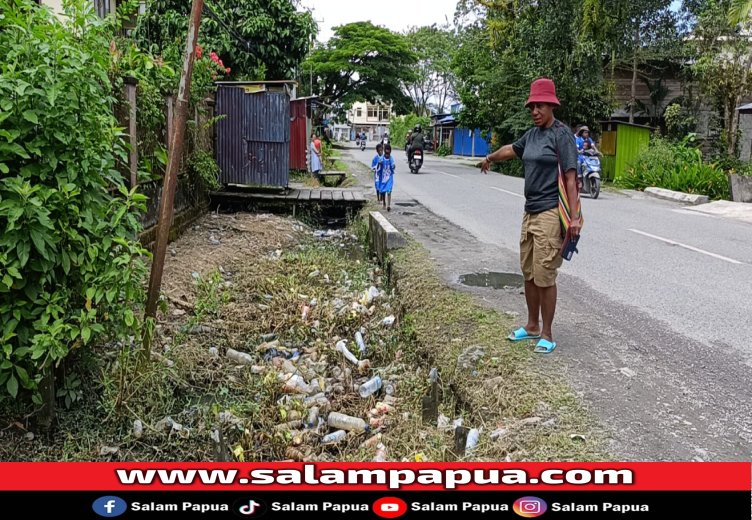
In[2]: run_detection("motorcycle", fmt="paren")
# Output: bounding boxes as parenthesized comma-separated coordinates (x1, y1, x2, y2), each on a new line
(409, 149, 423, 174)
(360, 139, 366, 151)
(579, 150, 601, 199)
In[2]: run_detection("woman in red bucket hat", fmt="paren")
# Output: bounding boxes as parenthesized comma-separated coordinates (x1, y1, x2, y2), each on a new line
(478, 78, 581, 354)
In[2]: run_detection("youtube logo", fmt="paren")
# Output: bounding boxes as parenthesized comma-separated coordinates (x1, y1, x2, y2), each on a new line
(373, 497, 408, 518)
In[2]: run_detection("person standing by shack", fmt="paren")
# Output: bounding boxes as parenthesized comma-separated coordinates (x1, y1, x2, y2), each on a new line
(479, 78, 581, 354)
(310, 132, 323, 188)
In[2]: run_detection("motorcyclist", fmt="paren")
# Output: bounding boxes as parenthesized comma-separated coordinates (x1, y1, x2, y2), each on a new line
(408, 124, 425, 163)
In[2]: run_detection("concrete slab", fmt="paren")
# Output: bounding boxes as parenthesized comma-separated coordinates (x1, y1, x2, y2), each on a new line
(685, 200, 752, 225)
(369, 211, 408, 263)
(644, 187, 709, 205)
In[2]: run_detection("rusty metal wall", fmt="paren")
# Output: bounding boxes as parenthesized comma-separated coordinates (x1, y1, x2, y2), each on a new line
(216, 86, 290, 187)
(290, 99, 308, 170)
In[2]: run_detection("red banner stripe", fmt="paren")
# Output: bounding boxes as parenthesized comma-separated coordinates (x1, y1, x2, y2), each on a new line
(0, 463, 748, 491)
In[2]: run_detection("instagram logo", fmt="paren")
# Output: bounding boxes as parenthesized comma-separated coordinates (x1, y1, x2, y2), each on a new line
(514, 497, 547, 517)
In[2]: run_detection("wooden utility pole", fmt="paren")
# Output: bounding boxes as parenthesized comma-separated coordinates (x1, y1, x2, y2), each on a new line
(142, 0, 205, 360)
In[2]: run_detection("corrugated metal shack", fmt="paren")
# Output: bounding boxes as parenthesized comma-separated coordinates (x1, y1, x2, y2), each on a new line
(216, 81, 295, 188)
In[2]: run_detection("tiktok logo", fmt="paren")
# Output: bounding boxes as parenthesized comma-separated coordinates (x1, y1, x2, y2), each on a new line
(233, 498, 268, 517)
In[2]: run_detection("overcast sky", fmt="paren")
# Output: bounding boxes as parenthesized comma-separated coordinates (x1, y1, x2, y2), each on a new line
(299, 0, 461, 42)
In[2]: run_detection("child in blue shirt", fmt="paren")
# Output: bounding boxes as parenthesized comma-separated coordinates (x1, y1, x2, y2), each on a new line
(376, 144, 395, 211)
(372, 143, 384, 202)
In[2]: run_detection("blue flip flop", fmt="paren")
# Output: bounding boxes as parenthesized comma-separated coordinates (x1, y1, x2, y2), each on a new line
(508, 328, 542, 341)
(534, 339, 557, 354)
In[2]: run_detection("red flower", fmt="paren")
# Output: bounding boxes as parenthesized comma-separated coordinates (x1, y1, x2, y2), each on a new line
(226, 68, 231, 73)
(196, 45, 203, 59)
(212, 75, 217, 79)
(219, 59, 224, 67)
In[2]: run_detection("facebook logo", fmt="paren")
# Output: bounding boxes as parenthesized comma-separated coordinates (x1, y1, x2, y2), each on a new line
(92, 496, 127, 517)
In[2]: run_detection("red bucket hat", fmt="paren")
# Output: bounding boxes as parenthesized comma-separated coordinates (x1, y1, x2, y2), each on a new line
(525, 78, 560, 108)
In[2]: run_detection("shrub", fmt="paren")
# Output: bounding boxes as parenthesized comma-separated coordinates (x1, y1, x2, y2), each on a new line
(617, 135, 730, 200)
(436, 144, 452, 156)
(0, 1, 149, 402)
(186, 150, 220, 191)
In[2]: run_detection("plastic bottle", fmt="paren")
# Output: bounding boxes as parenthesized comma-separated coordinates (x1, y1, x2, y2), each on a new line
(383, 380, 395, 396)
(360, 434, 382, 450)
(307, 407, 319, 429)
(328, 412, 369, 432)
(226, 349, 253, 365)
(359, 376, 382, 398)
(274, 420, 304, 431)
(355, 332, 367, 355)
(133, 420, 143, 439)
(283, 375, 310, 394)
(320, 430, 347, 445)
(466, 428, 480, 451)
(375, 402, 395, 414)
(282, 360, 298, 375)
(335, 340, 359, 365)
(372, 443, 387, 462)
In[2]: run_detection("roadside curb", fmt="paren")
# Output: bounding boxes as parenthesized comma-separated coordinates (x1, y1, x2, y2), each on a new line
(644, 187, 709, 205)
(368, 212, 408, 263)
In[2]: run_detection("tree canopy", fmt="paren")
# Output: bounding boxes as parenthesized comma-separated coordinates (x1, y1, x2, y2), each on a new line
(402, 25, 458, 116)
(453, 0, 617, 141)
(304, 22, 417, 120)
(134, 0, 317, 80)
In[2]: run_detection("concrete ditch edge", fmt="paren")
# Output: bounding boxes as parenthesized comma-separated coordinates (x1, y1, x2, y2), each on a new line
(369, 211, 408, 263)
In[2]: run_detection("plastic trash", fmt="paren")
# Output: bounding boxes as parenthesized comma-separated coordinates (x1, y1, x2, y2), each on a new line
(383, 380, 396, 396)
(302, 305, 311, 321)
(429, 368, 439, 383)
(357, 359, 371, 372)
(359, 376, 382, 398)
(355, 332, 367, 355)
(309, 270, 320, 278)
(283, 375, 310, 394)
(226, 349, 253, 365)
(209, 347, 219, 357)
(328, 412, 369, 432)
(437, 414, 451, 429)
(275, 420, 304, 431)
(133, 420, 143, 439)
(360, 434, 382, 450)
(335, 341, 359, 365)
(321, 430, 347, 445)
(155, 417, 174, 431)
(383, 316, 395, 326)
(466, 429, 480, 451)
(282, 360, 299, 375)
(307, 407, 319, 429)
(375, 402, 395, 414)
(490, 427, 507, 441)
(372, 443, 387, 462)
(453, 417, 463, 430)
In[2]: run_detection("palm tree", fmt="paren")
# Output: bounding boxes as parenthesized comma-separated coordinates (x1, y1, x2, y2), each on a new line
(729, 0, 752, 24)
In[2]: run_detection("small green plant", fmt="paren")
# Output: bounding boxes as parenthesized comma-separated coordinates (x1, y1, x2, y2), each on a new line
(436, 144, 452, 156)
(187, 150, 221, 191)
(194, 271, 230, 321)
(56, 374, 83, 409)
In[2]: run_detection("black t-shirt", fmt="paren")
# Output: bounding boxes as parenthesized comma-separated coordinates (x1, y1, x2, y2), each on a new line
(512, 121, 578, 214)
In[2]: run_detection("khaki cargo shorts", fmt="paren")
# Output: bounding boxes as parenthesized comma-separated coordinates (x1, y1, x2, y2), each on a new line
(520, 208, 564, 288)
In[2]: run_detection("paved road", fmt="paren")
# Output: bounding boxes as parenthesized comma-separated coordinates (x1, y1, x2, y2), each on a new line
(349, 143, 752, 461)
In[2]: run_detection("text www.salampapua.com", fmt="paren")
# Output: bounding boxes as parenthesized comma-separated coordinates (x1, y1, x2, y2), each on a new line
(115, 466, 634, 490)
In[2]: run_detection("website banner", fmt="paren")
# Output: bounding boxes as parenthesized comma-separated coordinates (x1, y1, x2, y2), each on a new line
(0, 462, 748, 517)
